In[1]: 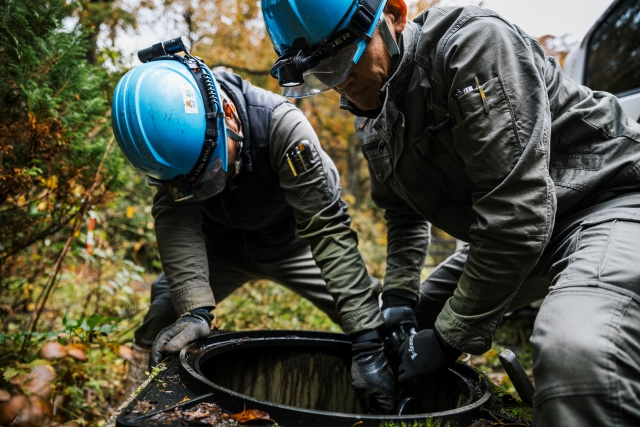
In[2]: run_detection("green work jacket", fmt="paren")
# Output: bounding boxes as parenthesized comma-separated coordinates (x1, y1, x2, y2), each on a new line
(347, 7, 640, 354)
(153, 92, 382, 336)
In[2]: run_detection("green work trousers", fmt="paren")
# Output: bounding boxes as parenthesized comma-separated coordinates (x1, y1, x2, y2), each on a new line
(416, 201, 640, 426)
(133, 245, 340, 349)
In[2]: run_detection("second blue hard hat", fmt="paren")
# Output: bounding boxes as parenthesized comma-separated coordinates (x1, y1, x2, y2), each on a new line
(262, 0, 388, 97)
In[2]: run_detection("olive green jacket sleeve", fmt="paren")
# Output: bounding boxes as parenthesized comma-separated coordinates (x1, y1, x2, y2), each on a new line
(151, 185, 216, 316)
(270, 103, 383, 335)
(433, 18, 555, 354)
(364, 148, 430, 298)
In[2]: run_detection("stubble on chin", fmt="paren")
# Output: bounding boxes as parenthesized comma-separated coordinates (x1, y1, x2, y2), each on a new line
(347, 90, 382, 112)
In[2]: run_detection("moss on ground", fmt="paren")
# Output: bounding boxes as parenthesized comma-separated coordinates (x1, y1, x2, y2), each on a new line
(487, 380, 533, 422)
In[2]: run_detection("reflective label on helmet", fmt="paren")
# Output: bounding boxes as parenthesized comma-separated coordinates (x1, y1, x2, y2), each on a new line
(179, 83, 199, 114)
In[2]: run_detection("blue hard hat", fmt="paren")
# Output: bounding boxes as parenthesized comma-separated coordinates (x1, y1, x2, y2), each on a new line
(262, 0, 389, 97)
(112, 48, 230, 202)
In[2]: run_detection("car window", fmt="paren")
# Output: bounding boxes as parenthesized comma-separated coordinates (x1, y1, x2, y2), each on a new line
(587, 0, 640, 96)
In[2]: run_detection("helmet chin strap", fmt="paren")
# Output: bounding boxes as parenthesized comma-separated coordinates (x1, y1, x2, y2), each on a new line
(378, 15, 399, 57)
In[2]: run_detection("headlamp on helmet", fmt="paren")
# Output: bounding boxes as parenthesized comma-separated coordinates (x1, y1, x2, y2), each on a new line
(264, 0, 388, 98)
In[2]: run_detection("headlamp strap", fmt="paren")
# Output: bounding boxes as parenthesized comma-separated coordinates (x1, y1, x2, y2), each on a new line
(163, 55, 225, 202)
(182, 56, 224, 185)
(378, 14, 399, 56)
(346, 0, 383, 43)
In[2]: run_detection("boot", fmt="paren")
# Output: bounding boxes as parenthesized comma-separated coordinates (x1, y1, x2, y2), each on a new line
(123, 342, 150, 398)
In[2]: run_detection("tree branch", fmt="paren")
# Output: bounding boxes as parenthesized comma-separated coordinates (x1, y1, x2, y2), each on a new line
(19, 136, 115, 358)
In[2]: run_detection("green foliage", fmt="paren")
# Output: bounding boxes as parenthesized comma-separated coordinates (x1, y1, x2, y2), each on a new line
(216, 280, 342, 333)
(0, 0, 126, 280)
(62, 313, 123, 342)
(0, 259, 151, 426)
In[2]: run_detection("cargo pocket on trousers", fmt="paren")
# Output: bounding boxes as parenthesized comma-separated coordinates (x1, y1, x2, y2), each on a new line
(557, 209, 640, 293)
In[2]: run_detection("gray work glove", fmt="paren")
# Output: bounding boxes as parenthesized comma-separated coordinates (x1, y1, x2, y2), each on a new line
(381, 290, 418, 357)
(350, 329, 395, 415)
(398, 329, 461, 384)
(149, 307, 213, 369)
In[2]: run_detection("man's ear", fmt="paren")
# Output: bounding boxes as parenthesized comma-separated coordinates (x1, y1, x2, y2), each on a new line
(384, 0, 407, 34)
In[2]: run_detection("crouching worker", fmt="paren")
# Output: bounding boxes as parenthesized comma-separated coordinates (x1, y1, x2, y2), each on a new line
(262, 0, 640, 425)
(111, 38, 398, 413)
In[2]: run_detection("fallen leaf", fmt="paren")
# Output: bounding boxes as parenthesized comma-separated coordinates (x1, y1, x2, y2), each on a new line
(223, 409, 274, 424)
(21, 395, 45, 427)
(179, 403, 228, 426)
(0, 395, 28, 426)
(40, 342, 66, 359)
(118, 345, 133, 361)
(66, 345, 87, 362)
(9, 375, 28, 386)
(0, 390, 11, 403)
(0, 305, 13, 316)
(28, 366, 55, 384)
(29, 396, 52, 418)
(130, 400, 156, 415)
(21, 365, 56, 400)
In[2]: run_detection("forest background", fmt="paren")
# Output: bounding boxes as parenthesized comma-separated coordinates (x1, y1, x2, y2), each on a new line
(0, 0, 574, 425)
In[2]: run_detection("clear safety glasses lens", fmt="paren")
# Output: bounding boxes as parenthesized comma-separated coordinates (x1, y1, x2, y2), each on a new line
(188, 157, 226, 201)
(281, 41, 362, 98)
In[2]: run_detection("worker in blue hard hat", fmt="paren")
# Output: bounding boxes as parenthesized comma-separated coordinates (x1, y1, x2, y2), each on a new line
(112, 37, 397, 414)
(263, 1, 640, 425)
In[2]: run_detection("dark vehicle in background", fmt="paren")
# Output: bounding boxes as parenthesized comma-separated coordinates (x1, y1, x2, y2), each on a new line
(563, 0, 640, 122)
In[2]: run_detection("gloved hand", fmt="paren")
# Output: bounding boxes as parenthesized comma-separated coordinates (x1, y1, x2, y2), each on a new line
(350, 329, 395, 415)
(149, 307, 213, 369)
(398, 329, 461, 384)
(381, 290, 419, 357)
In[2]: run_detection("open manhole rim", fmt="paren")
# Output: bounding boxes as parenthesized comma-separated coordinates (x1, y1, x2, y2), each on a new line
(179, 330, 493, 421)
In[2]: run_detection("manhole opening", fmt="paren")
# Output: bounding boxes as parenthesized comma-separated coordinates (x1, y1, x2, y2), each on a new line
(199, 342, 471, 415)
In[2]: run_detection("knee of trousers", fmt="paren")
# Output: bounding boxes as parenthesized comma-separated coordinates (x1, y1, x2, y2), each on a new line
(529, 286, 633, 408)
(134, 295, 178, 348)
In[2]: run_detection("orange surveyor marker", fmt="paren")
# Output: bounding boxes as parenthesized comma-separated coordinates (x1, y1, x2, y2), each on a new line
(86, 210, 96, 254)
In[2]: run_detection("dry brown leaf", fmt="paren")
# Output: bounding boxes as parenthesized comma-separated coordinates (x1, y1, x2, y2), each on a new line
(223, 409, 274, 424)
(28, 396, 52, 419)
(20, 396, 45, 427)
(40, 342, 66, 359)
(27, 367, 55, 384)
(118, 345, 133, 361)
(0, 395, 28, 426)
(0, 390, 11, 403)
(21, 382, 52, 403)
(8, 375, 28, 386)
(0, 305, 13, 316)
(21, 366, 56, 401)
(65, 345, 87, 362)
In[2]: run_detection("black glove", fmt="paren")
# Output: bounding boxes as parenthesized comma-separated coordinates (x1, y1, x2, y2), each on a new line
(350, 329, 395, 415)
(381, 290, 418, 357)
(398, 329, 461, 384)
(149, 307, 213, 369)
